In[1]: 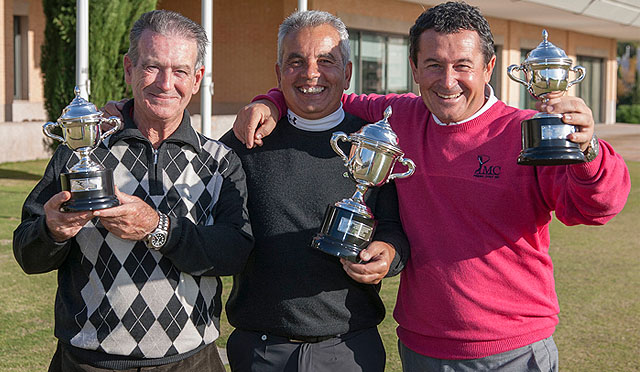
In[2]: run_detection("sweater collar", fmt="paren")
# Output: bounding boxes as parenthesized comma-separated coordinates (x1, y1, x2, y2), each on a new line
(286, 104, 345, 132)
(108, 99, 202, 153)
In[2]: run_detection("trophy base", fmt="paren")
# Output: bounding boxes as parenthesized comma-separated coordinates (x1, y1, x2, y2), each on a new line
(311, 204, 377, 263)
(60, 169, 119, 212)
(518, 116, 586, 166)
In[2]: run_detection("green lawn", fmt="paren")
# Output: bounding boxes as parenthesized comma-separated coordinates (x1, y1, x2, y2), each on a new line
(1, 159, 638, 371)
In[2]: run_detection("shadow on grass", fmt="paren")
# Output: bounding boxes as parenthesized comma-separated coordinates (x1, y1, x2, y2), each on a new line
(0, 169, 43, 181)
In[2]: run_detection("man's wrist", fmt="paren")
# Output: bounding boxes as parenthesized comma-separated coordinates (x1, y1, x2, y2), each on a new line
(144, 211, 169, 250)
(583, 134, 600, 162)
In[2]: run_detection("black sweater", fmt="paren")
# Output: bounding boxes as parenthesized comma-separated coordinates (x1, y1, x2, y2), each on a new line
(221, 113, 409, 338)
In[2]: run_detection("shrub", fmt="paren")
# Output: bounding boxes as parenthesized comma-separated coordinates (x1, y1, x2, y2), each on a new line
(41, 0, 157, 151)
(616, 104, 640, 124)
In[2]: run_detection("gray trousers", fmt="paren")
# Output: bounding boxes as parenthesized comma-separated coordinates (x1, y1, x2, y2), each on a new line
(226, 327, 385, 372)
(398, 336, 559, 372)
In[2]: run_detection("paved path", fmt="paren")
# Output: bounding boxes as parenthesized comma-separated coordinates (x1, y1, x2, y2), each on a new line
(596, 123, 640, 162)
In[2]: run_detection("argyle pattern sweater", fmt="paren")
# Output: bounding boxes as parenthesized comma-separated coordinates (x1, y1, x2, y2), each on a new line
(13, 100, 253, 368)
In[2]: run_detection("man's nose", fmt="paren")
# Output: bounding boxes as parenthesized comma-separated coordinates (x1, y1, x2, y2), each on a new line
(302, 61, 321, 80)
(156, 70, 173, 90)
(442, 66, 458, 89)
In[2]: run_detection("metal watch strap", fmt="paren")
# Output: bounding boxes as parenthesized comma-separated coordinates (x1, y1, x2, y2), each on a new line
(145, 212, 169, 250)
(584, 134, 600, 162)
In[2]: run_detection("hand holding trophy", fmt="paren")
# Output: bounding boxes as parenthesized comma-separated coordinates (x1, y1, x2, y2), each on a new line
(507, 30, 586, 166)
(311, 106, 415, 262)
(43, 87, 122, 211)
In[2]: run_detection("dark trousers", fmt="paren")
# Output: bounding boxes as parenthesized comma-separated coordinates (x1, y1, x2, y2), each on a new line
(48, 341, 225, 372)
(226, 327, 385, 372)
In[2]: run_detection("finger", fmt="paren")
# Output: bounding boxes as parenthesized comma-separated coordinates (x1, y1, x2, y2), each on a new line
(232, 116, 247, 145)
(244, 113, 260, 149)
(44, 191, 72, 211)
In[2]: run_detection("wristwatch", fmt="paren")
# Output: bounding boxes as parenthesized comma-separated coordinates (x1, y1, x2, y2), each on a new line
(144, 212, 169, 250)
(583, 134, 600, 162)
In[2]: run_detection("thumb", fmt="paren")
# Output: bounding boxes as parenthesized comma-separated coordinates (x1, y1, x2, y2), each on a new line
(45, 191, 71, 211)
(254, 116, 277, 145)
(113, 186, 135, 203)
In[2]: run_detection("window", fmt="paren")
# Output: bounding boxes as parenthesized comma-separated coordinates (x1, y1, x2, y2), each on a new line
(490, 45, 502, 100)
(347, 30, 412, 95)
(518, 49, 537, 110)
(14, 16, 24, 99)
(576, 56, 604, 123)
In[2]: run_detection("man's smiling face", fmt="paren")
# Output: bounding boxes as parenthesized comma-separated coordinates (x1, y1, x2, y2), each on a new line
(276, 24, 352, 120)
(410, 29, 495, 123)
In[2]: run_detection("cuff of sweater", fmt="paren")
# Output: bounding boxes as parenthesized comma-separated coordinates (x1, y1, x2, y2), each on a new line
(568, 144, 603, 180)
(38, 215, 70, 247)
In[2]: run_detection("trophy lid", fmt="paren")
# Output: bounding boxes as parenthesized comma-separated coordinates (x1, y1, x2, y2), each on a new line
(351, 106, 401, 153)
(59, 86, 102, 121)
(524, 30, 572, 65)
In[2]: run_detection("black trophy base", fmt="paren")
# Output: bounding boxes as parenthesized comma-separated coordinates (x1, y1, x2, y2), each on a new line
(311, 204, 377, 263)
(60, 169, 119, 212)
(518, 116, 586, 166)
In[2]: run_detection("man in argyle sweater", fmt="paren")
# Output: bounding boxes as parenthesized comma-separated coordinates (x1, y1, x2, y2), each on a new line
(13, 10, 253, 371)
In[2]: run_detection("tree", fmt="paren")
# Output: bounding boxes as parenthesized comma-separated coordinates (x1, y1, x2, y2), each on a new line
(41, 0, 157, 123)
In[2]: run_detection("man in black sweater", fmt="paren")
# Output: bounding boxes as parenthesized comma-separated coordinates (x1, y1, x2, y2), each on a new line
(220, 10, 409, 372)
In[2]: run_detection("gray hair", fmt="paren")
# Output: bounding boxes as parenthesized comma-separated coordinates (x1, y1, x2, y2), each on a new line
(277, 10, 350, 68)
(127, 10, 209, 69)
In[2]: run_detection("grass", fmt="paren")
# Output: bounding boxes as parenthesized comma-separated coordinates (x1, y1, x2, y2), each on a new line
(1, 159, 638, 371)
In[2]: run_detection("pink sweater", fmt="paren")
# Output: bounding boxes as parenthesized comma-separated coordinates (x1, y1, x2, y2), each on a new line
(260, 90, 630, 359)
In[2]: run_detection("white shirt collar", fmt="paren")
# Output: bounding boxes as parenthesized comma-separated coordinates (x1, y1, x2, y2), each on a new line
(287, 104, 345, 132)
(433, 84, 498, 126)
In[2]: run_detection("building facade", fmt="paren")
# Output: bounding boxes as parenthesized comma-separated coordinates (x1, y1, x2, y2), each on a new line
(2, 0, 639, 125)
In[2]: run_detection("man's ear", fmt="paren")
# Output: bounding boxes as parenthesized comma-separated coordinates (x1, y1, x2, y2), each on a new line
(343, 61, 353, 90)
(124, 54, 133, 85)
(409, 58, 419, 85)
(275, 63, 282, 89)
(192, 65, 205, 94)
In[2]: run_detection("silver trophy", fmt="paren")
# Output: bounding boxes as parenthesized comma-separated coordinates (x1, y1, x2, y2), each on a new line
(43, 87, 122, 211)
(507, 30, 586, 165)
(311, 106, 415, 262)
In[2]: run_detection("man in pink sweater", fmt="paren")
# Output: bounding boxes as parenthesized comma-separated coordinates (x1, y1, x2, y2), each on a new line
(232, 2, 630, 371)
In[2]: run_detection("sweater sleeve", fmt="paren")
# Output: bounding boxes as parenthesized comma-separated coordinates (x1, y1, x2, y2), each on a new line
(13, 148, 74, 274)
(371, 181, 410, 277)
(537, 139, 630, 226)
(256, 88, 420, 124)
(157, 149, 254, 277)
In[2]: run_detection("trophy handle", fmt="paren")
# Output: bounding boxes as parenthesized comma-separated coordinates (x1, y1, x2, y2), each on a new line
(43, 121, 66, 144)
(388, 156, 416, 181)
(99, 116, 123, 141)
(567, 65, 586, 88)
(331, 131, 350, 164)
(507, 64, 528, 86)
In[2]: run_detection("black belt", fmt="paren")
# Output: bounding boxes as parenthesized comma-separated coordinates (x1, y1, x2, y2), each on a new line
(287, 335, 336, 343)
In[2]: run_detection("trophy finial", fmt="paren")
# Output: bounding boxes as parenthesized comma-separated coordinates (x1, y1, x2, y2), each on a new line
(383, 106, 392, 121)
(74, 86, 81, 97)
(542, 29, 548, 42)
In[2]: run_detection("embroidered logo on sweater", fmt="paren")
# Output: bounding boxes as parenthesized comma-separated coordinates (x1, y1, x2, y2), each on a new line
(473, 155, 501, 179)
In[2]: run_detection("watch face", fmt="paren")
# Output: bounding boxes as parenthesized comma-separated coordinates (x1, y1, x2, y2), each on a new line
(152, 233, 167, 248)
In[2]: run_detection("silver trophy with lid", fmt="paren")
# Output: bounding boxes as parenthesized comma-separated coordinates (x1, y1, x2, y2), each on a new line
(43, 87, 122, 211)
(311, 106, 415, 262)
(507, 30, 586, 165)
